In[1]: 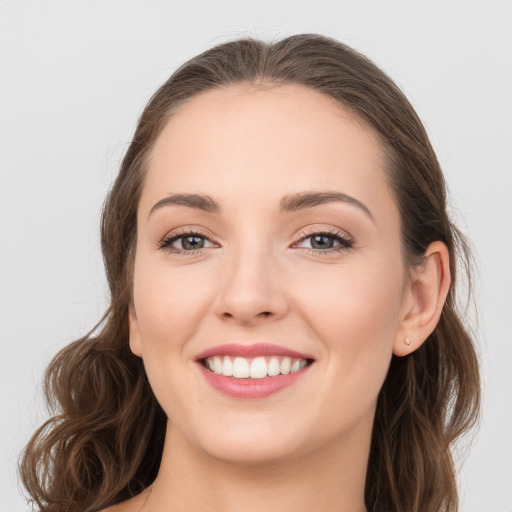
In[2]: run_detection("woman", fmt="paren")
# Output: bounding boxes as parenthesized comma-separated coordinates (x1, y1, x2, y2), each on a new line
(20, 34, 480, 512)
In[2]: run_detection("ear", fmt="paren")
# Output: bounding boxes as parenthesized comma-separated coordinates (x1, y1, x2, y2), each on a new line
(128, 303, 143, 357)
(393, 241, 451, 357)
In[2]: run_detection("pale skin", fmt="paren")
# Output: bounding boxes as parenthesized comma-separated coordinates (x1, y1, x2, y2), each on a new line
(104, 84, 451, 512)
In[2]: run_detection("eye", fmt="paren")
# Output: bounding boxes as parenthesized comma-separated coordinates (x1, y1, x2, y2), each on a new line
(294, 231, 353, 252)
(158, 231, 217, 254)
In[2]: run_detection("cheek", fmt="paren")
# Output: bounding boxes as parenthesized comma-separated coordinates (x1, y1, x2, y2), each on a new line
(296, 259, 404, 339)
(130, 255, 223, 390)
(134, 260, 212, 337)
(130, 260, 216, 415)
(293, 262, 404, 401)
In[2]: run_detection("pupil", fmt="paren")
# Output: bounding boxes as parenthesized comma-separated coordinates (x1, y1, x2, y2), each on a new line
(183, 236, 204, 250)
(311, 235, 334, 249)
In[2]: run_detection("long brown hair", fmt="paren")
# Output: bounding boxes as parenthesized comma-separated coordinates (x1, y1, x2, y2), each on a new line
(20, 34, 480, 512)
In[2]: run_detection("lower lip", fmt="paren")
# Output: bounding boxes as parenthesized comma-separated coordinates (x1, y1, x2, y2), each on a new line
(198, 364, 312, 399)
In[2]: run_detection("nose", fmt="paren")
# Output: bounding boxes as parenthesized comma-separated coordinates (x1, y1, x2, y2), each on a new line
(215, 246, 289, 326)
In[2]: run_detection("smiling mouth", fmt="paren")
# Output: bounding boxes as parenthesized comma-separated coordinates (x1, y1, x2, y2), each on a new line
(201, 355, 314, 379)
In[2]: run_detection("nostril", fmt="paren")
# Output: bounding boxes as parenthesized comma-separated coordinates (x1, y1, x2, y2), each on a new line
(258, 311, 272, 317)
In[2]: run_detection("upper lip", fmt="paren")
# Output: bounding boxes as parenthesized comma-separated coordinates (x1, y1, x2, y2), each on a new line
(195, 343, 314, 361)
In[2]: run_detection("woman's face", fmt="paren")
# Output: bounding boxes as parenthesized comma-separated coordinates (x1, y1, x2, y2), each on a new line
(129, 84, 412, 464)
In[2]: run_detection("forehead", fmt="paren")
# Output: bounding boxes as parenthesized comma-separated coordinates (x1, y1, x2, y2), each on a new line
(142, 84, 396, 223)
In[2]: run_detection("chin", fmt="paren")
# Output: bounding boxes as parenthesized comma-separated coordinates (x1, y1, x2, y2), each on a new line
(205, 437, 304, 467)
(182, 415, 311, 466)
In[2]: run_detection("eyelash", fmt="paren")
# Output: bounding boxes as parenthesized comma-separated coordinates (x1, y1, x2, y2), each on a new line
(292, 229, 354, 255)
(158, 228, 354, 256)
(158, 229, 216, 255)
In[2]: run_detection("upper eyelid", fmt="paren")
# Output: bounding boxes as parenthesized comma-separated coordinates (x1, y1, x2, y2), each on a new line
(293, 226, 353, 242)
(298, 228, 348, 237)
(159, 227, 217, 243)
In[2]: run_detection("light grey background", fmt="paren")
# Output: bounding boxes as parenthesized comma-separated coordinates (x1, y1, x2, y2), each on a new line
(1, 1, 511, 511)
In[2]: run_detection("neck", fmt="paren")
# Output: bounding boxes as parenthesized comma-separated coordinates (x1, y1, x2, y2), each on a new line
(145, 421, 369, 512)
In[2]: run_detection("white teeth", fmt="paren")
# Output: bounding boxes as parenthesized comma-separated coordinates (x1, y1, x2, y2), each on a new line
(232, 357, 250, 378)
(290, 359, 301, 373)
(249, 357, 267, 379)
(222, 356, 233, 377)
(280, 357, 291, 375)
(213, 356, 223, 374)
(204, 355, 310, 379)
(267, 357, 281, 376)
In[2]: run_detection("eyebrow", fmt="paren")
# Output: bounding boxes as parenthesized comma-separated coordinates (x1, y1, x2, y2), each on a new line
(149, 193, 221, 217)
(279, 191, 374, 220)
(149, 190, 373, 221)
